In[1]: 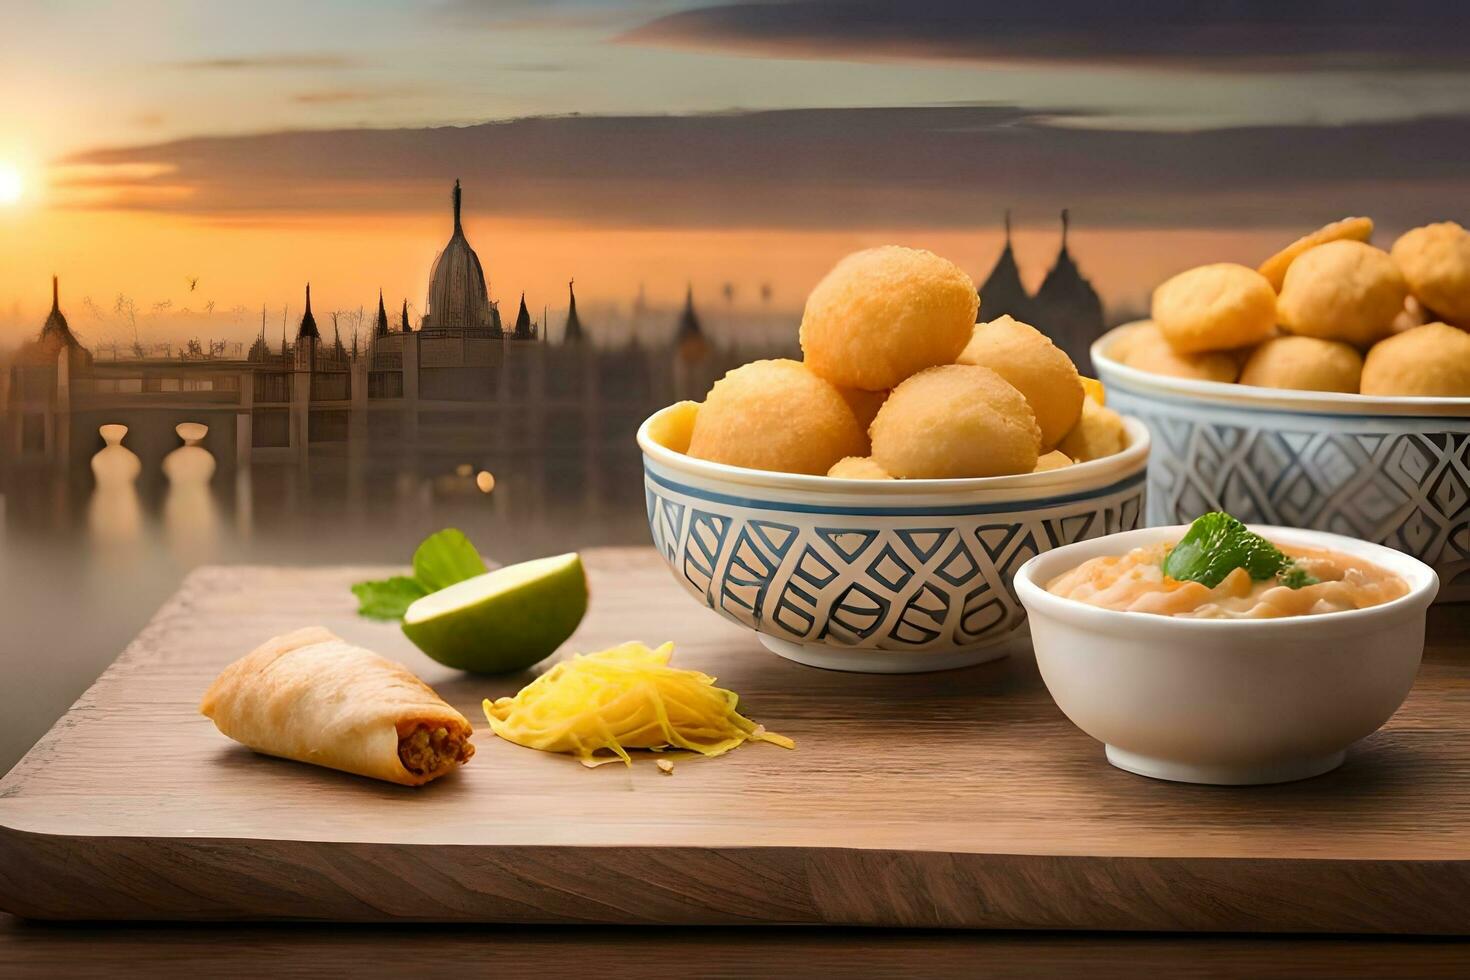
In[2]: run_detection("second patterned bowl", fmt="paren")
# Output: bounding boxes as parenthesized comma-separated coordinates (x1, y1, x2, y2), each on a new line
(636, 404, 1150, 673)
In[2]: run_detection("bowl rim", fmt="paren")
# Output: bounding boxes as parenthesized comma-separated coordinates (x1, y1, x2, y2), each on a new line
(1093, 321, 1470, 419)
(637, 405, 1151, 498)
(1015, 523, 1440, 638)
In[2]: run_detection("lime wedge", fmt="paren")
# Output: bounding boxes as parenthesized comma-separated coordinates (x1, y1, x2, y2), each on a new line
(402, 553, 588, 673)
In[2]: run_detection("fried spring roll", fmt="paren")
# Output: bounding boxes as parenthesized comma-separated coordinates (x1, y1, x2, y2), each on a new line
(200, 626, 474, 786)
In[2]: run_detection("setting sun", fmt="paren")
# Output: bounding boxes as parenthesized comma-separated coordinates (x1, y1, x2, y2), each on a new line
(0, 164, 22, 205)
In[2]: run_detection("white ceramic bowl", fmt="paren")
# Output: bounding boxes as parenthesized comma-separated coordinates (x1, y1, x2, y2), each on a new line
(637, 405, 1150, 673)
(1017, 524, 1439, 785)
(1094, 322, 1470, 602)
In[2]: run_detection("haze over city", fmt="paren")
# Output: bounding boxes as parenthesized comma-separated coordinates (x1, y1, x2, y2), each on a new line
(4, 0, 1468, 352)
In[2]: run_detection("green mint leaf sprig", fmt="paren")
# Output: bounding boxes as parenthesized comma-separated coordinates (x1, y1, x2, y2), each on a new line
(352, 528, 488, 620)
(1161, 512, 1315, 590)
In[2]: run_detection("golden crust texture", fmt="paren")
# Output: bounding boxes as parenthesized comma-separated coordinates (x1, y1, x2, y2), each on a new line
(1057, 399, 1127, 463)
(1151, 263, 1277, 354)
(957, 315, 1084, 450)
(1391, 222, 1470, 326)
(1277, 240, 1407, 347)
(687, 358, 867, 475)
(1258, 217, 1374, 291)
(799, 245, 978, 390)
(869, 364, 1040, 478)
(826, 456, 893, 479)
(1360, 322, 1470, 397)
(200, 626, 475, 787)
(1238, 336, 1363, 393)
(1120, 323, 1239, 383)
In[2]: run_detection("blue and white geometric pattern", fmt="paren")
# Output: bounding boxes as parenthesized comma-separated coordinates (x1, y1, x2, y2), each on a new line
(644, 469, 1145, 652)
(1108, 387, 1470, 602)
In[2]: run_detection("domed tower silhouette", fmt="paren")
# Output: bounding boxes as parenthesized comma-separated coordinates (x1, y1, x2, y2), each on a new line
(421, 180, 501, 334)
(1032, 209, 1104, 371)
(977, 211, 1034, 325)
(562, 279, 584, 344)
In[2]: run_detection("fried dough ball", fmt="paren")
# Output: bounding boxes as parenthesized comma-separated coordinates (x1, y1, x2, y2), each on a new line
(1151, 263, 1277, 354)
(837, 386, 887, 432)
(1080, 376, 1106, 405)
(1391, 222, 1470, 326)
(1033, 450, 1073, 473)
(648, 400, 700, 454)
(1057, 399, 1128, 463)
(688, 359, 867, 474)
(1238, 336, 1363, 393)
(799, 246, 978, 391)
(1258, 216, 1374, 292)
(1391, 295, 1430, 335)
(957, 315, 1084, 451)
(1360, 323, 1470, 397)
(1277, 240, 1407, 347)
(869, 364, 1040, 478)
(1120, 324, 1239, 383)
(827, 456, 893, 480)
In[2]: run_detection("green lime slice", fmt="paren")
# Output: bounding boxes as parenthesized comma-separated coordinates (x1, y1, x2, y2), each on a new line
(402, 553, 588, 674)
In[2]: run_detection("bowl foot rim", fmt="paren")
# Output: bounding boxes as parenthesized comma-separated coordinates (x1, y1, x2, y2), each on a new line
(756, 633, 1011, 674)
(1104, 745, 1347, 786)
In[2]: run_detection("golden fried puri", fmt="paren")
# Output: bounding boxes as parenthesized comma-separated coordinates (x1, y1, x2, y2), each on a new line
(1057, 399, 1128, 463)
(1151, 263, 1277, 354)
(1258, 217, 1374, 291)
(1120, 324, 1239, 383)
(1238, 336, 1363, 394)
(827, 456, 893, 480)
(1277, 240, 1408, 347)
(687, 359, 867, 475)
(1391, 222, 1470, 326)
(869, 364, 1040, 479)
(1360, 323, 1470, 397)
(799, 246, 978, 391)
(957, 315, 1084, 450)
(1033, 450, 1073, 473)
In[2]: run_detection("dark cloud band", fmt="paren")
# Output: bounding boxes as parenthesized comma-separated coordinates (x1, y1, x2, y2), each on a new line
(60, 105, 1470, 230)
(621, 0, 1470, 72)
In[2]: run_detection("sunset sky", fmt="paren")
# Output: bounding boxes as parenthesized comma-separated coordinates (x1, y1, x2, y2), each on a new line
(2, 0, 1467, 350)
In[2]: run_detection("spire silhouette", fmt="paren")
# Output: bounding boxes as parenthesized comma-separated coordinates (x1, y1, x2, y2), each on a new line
(562, 278, 584, 344)
(978, 210, 1033, 325)
(513, 292, 535, 340)
(452, 179, 463, 235)
(297, 283, 320, 340)
(375, 290, 389, 337)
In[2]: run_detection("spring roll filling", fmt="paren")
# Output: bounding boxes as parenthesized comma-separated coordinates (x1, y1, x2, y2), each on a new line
(397, 722, 475, 776)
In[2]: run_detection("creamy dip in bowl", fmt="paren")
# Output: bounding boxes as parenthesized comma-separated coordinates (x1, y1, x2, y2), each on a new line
(1016, 524, 1438, 785)
(1046, 542, 1408, 619)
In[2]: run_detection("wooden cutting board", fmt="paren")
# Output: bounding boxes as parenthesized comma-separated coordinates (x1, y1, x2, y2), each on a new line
(2, 550, 1468, 932)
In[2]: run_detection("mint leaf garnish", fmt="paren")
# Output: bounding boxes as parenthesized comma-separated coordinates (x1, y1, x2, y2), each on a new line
(351, 576, 428, 620)
(352, 528, 488, 620)
(412, 528, 488, 592)
(1162, 512, 1292, 588)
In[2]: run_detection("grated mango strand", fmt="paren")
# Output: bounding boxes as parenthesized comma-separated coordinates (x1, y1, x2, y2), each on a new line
(483, 641, 794, 767)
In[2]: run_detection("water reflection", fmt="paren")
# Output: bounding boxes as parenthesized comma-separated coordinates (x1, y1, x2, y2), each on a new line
(88, 423, 142, 548)
(162, 422, 219, 564)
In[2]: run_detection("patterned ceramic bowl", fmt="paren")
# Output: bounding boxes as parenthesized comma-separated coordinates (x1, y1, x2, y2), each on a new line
(636, 405, 1150, 673)
(1094, 323, 1470, 603)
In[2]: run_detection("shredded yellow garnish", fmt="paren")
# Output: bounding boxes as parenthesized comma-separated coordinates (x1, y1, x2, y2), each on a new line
(482, 641, 795, 768)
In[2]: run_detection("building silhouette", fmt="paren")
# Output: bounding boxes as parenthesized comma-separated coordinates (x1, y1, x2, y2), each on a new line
(1, 181, 776, 527)
(975, 209, 1104, 370)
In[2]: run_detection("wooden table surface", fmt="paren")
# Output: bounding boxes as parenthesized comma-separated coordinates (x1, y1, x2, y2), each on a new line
(3, 550, 1470, 939)
(3, 913, 1469, 979)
